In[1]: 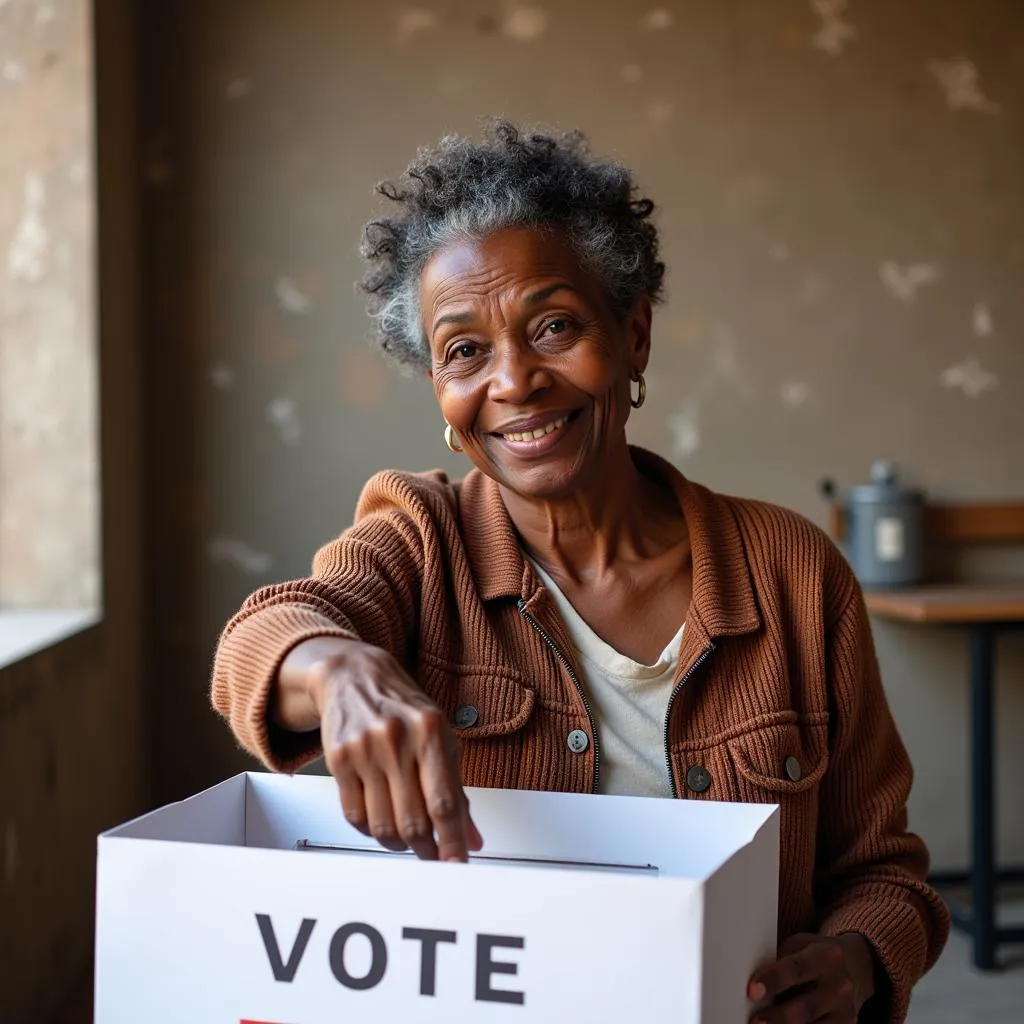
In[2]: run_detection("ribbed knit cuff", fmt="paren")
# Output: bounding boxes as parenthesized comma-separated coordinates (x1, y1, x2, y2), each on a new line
(819, 892, 929, 1024)
(212, 603, 357, 773)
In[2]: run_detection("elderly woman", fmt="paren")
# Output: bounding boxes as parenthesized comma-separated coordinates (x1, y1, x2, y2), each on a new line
(212, 121, 948, 1024)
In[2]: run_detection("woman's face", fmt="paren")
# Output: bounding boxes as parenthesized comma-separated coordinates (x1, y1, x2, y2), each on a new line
(422, 226, 651, 500)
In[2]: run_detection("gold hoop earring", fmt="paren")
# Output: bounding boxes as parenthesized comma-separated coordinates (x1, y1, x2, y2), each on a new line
(444, 422, 463, 453)
(630, 374, 646, 409)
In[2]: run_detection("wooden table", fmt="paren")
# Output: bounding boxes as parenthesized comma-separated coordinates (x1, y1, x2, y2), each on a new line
(865, 583, 1024, 970)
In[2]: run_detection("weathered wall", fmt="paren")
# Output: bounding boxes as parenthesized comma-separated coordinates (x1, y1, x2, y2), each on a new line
(0, 0, 100, 610)
(0, 1, 147, 1020)
(140, 0, 1024, 868)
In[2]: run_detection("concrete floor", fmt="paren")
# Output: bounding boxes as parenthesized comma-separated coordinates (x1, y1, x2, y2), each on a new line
(908, 932, 1024, 1023)
(907, 885, 1024, 1022)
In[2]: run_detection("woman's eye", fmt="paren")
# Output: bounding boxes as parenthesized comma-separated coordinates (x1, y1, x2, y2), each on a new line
(450, 342, 478, 360)
(545, 319, 570, 336)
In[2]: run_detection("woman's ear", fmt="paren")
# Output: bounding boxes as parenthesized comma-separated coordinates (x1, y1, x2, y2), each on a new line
(627, 296, 653, 376)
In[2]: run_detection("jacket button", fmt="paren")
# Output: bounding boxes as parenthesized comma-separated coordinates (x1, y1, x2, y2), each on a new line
(686, 765, 711, 793)
(784, 756, 802, 782)
(567, 729, 590, 754)
(453, 705, 479, 729)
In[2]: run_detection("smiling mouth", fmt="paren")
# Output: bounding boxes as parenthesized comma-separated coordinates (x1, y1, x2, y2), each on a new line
(499, 413, 573, 442)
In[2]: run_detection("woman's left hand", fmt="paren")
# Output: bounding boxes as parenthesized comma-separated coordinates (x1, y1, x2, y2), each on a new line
(747, 932, 877, 1023)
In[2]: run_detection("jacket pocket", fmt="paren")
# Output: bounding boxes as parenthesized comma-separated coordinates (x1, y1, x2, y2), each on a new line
(443, 671, 535, 739)
(419, 659, 536, 789)
(726, 714, 830, 802)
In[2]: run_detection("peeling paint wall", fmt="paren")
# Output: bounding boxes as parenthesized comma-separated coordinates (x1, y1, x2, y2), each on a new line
(140, 0, 1024, 868)
(0, 0, 101, 610)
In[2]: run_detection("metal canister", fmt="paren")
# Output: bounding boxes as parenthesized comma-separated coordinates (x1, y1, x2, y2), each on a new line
(843, 461, 925, 589)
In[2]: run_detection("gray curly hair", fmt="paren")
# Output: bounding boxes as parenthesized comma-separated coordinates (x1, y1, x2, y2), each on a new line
(358, 119, 666, 371)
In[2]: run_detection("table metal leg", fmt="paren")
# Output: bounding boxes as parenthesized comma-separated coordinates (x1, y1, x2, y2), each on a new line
(968, 624, 996, 970)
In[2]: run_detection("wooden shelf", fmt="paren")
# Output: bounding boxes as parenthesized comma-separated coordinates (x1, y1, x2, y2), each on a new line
(828, 503, 1024, 546)
(864, 584, 1024, 624)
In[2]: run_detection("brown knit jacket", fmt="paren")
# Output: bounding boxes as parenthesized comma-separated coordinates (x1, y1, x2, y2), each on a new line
(211, 447, 949, 1023)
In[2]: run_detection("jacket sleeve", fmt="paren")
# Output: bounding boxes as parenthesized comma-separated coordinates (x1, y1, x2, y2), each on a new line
(210, 482, 426, 774)
(815, 572, 950, 1024)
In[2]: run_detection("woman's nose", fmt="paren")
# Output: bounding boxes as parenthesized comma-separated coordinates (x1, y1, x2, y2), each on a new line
(487, 342, 551, 404)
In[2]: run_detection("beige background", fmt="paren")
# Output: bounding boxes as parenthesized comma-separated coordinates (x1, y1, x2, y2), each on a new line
(139, 0, 1024, 869)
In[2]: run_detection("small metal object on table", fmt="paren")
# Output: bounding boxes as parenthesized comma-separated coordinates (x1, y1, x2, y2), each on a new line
(865, 583, 1024, 971)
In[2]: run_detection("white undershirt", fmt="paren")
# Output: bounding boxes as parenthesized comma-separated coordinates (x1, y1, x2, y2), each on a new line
(530, 561, 684, 799)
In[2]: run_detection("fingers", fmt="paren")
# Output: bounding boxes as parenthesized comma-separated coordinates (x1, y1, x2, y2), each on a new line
(778, 933, 817, 958)
(464, 799, 485, 852)
(361, 764, 409, 852)
(327, 731, 407, 850)
(750, 939, 830, 1002)
(327, 704, 479, 861)
(750, 984, 839, 1024)
(418, 714, 473, 862)
(333, 722, 445, 858)
(748, 936, 858, 1024)
(387, 745, 441, 861)
(335, 763, 370, 836)
(318, 647, 481, 862)
(334, 748, 441, 859)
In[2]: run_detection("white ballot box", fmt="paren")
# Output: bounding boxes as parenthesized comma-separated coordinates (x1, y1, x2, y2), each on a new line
(94, 771, 779, 1024)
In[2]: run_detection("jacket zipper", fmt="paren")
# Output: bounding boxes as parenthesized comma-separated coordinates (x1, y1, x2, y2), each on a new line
(663, 643, 715, 797)
(517, 599, 601, 794)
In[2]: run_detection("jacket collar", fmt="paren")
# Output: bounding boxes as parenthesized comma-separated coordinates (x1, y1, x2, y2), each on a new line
(457, 446, 761, 639)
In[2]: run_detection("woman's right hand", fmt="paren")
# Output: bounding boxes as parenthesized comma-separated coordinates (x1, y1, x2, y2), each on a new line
(287, 637, 483, 863)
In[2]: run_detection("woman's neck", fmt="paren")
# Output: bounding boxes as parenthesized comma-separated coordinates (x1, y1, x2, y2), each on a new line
(498, 445, 686, 585)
